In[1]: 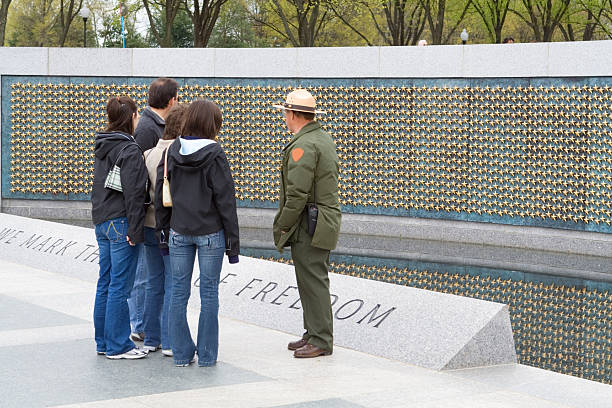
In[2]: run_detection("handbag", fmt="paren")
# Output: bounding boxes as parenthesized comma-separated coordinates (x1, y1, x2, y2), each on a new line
(104, 143, 134, 192)
(162, 147, 172, 207)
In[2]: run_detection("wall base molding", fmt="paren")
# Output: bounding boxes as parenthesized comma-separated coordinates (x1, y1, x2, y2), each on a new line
(3, 199, 610, 282)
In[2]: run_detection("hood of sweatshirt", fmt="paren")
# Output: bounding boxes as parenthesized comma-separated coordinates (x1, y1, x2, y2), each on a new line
(170, 137, 221, 173)
(94, 131, 135, 160)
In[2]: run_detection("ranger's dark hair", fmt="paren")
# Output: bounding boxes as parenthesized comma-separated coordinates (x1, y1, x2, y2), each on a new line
(162, 104, 189, 140)
(148, 78, 178, 109)
(105, 96, 138, 135)
(292, 110, 315, 121)
(182, 99, 222, 140)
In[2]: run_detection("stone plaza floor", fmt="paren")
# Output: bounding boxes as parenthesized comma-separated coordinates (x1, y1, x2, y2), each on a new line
(1, 258, 611, 408)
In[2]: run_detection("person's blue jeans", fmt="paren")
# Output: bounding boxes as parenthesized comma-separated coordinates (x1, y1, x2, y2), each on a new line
(169, 229, 225, 366)
(93, 217, 140, 356)
(143, 227, 172, 350)
(128, 244, 146, 334)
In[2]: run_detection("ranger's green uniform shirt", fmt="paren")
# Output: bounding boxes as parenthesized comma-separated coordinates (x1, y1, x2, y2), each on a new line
(273, 121, 341, 251)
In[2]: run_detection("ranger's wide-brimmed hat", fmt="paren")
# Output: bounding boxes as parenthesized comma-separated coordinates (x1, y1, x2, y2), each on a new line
(273, 89, 326, 114)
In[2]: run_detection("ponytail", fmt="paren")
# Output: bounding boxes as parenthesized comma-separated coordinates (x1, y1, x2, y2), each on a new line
(106, 96, 138, 135)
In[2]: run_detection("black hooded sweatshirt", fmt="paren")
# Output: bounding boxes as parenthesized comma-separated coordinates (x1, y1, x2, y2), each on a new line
(155, 138, 240, 259)
(92, 131, 148, 244)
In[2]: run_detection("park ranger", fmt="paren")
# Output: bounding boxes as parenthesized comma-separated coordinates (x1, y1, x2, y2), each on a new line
(273, 89, 342, 358)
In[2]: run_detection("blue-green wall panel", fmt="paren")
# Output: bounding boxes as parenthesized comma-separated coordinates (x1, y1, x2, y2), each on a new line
(3, 75, 612, 233)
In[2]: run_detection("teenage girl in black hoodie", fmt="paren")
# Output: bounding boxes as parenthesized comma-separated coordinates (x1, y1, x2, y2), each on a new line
(92, 96, 148, 360)
(155, 99, 239, 367)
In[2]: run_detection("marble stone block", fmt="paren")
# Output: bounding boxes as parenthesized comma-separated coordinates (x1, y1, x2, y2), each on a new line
(296, 47, 380, 78)
(548, 40, 612, 77)
(215, 48, 298, 78)
(462, 43, 549, 78)
(48, 48, 132, 76)
(379, 45, 463, 78)
(133, 48, 215, 77)
(0, 48, 48, 75)
(0, 213, 517, 370)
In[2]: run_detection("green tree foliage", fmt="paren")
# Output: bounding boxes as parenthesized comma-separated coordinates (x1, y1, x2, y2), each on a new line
(169, 7, 194, 46)
(57, 0, 84, 46)
(471, 0, 511, 43)
(328, 0, 426, 46)
(560, 0, 612, 40)
(510, 0, 571, 42)
(144, 3, 193, 47)
(1, 0, 13, 45)
(7, 0, 57, 46)
(184, 0, 229, 47)
(255, 0, 330, 46)
(3, 0, 612, 47)
(5, 0, 94, 46)
(143, 0, 183, 47)
(98, 1, 148, 47)
(209, 0, 264, 47)
(419, 0, 472, 44)
(599, 0, 612, 38)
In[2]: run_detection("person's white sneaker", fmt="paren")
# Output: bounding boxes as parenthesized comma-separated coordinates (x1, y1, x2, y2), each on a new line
(176, 357, 195, 367)
(143, 345, 161, 353)
(162, 349, 173, 357)
(106, 348, 148, 360)
(130, 332, 145, 342)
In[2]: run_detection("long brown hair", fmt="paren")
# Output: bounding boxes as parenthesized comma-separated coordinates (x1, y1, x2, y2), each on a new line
(162, 104, 188, 140)
(106, 96, 138, 135)
(182, 99, 222, 140)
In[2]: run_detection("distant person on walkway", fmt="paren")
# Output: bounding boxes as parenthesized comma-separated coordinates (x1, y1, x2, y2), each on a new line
(272, 89, 341, 358)
(155, 99, 240, 367)
(503, 37, 514, 44)
(128, 77, 179, 343)
(417, 39, 428, 46)
(92, 96, 148, 360)
(141, 103, 188, 357)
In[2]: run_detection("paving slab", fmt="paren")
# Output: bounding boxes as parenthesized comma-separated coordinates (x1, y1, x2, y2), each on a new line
(0, 294, 87, 330)
(0, 258, 608, 408)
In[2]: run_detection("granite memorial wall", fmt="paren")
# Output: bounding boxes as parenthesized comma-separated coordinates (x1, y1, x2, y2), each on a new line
(0, 44, 611, 384)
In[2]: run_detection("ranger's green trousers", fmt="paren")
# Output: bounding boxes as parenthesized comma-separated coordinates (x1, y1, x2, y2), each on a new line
(290, 218, 333, 352)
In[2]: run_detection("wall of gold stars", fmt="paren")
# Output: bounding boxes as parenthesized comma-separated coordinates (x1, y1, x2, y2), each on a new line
(2, 77, 612, 234)
(243, 248, 612, 385)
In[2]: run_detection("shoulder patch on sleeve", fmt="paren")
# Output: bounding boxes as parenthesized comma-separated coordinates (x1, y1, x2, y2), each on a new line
(291, 148, 304, 163)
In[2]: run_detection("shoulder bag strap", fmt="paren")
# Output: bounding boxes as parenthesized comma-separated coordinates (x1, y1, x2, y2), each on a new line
(164, 147, 169, 180)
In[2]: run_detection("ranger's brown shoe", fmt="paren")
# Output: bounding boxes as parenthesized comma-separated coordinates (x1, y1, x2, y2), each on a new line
(293, 344, 332, 358)
(287, 338, 308, 351)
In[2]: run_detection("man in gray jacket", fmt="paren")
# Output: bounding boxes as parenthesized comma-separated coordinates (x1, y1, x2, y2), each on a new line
(128, 77, 178, 342)
(134, 78, 179, 151)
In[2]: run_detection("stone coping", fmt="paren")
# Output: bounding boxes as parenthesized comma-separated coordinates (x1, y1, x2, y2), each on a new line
(0, 42, 611, 78)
